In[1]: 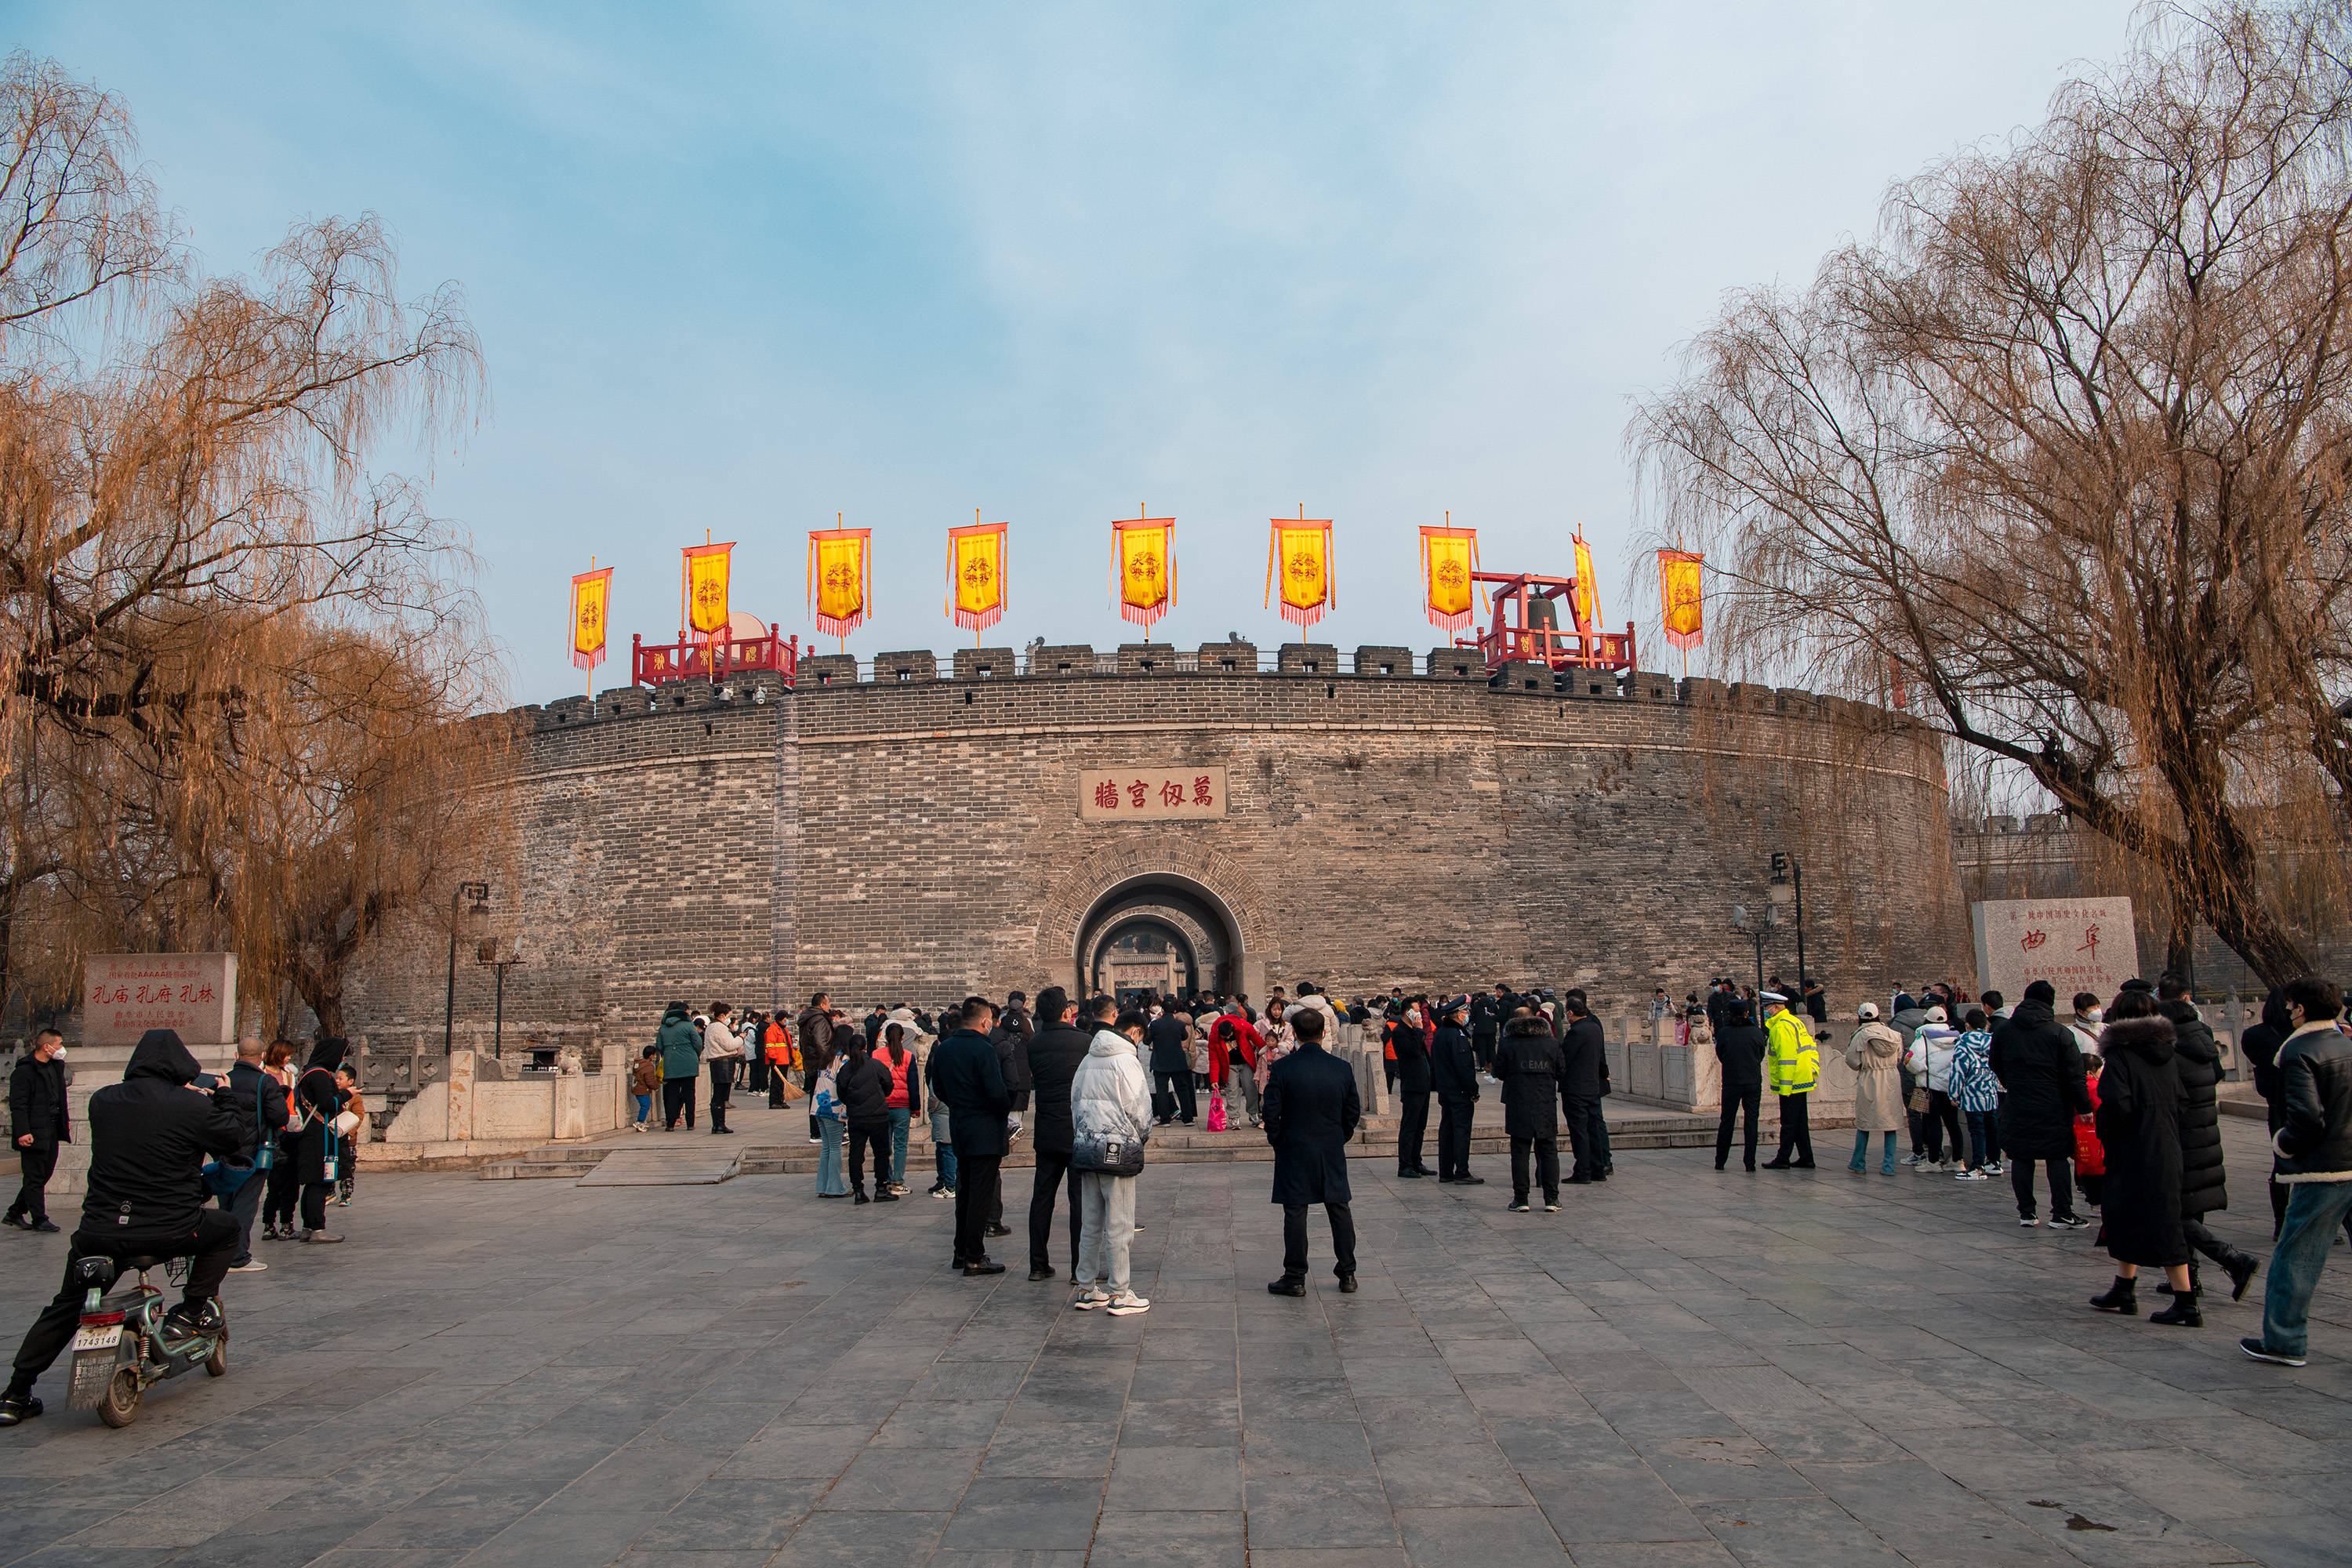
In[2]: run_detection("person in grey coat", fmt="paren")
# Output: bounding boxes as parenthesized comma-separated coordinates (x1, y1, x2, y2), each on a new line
(1263, 1005, 1361, 1295)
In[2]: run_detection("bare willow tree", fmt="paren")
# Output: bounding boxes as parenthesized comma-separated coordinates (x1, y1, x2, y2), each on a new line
(0, 53, 499, 1024)
(1634, 2, 2352, 986)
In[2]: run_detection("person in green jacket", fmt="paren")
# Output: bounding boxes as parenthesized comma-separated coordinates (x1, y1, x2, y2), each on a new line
(657, 1003, 704, 1131)
(1761, 992, 1819, 1170)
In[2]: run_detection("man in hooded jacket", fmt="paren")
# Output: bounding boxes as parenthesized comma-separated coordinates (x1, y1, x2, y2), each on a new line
(0, 1030, 251, 1428)
(657, 1003, 703, 1131)
(1987, 981, 2091, 1227)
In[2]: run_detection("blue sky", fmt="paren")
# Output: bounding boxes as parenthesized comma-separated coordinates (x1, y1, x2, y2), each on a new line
(13, 2, 2139, 704)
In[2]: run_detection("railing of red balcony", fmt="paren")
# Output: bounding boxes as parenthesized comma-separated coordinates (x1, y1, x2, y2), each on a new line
(631, 628, 799, 688)
(1468, 623, 1638, 673)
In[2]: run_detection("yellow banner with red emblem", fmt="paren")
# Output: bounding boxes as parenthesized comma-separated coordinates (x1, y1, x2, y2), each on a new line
(570, 565, 612, 671)
(808, 528, 872, 639)
(947, 519, 1007, 632)
(1659, 549, 1704, 651)
(1265, 514, 1334, 630)
(1420, 524, 1479, 633)
(1572, 535, 1600, 633)
(1112, 514, 1175, 635)
(682, 543, 731, 637)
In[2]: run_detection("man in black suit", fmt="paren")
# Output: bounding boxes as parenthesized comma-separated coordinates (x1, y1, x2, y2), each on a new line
(1022, 986, 1091, 1282)
(931, 996, 1012, 1276)
(1391, 1004, 1435, 1177)
(1263, 1004, 1363, 1295)
(1560, 991, 1612, 1184)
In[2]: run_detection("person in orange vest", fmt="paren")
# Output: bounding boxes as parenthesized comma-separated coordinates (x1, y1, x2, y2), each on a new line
(763, 1014, 800, 1109)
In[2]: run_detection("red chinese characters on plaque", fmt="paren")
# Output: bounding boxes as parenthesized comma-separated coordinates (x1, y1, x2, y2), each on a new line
(82, 953, 239, 1047)
(1079, 767, 1229, 822)
(1969, 897, 2136, 1004)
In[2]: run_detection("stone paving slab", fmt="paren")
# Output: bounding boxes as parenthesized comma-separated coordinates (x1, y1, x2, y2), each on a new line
(0, 1117, 2342, 1566)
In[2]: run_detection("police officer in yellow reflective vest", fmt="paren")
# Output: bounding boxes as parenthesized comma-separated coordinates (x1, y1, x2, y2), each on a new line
(1760, 991, 1820, 1170)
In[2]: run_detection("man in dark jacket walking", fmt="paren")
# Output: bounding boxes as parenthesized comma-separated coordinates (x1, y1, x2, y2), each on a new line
(1, 1030, 251, 1428)
(1560, 993, 1611, 1183)
(5, 1028, 69, 1233)
(1494, 1014, 1564, 1210)
(2245, 978, 2352, 1367)
(1023, 986, 1090, 1281)
(1392, 1005, 1435, 1178)
(932, 997, 1013, 1276)
(1714, 1004, 1766, 1171)
(1264, 1005, 1361, 1294)
(1146, 1005, 1195, 1125)
(1432, 1000, 1484, 1184)
(1987, 982, 2091, 1227)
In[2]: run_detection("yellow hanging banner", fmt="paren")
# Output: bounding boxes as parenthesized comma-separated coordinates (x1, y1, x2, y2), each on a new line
(1265, 515, 1334, 630)
(1112, 514, 1175, 636)
(570, 566, 613, 671)
(1572, 535, 1600, 633)
(1420, 524, 1479, 633)
(808, 528, 872, 639)
(682, 543, 732, 636)
(947, 521, 1007, 632)
(1659, 549, 1704, 651)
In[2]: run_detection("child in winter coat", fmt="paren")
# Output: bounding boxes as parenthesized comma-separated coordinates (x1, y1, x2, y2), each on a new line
(1947, 1010, 2002, 1179)
(629, 1047, 661, 1131)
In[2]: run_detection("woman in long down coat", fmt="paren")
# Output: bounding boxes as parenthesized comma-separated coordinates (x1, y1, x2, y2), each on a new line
(2087, 993, 2198, 1325)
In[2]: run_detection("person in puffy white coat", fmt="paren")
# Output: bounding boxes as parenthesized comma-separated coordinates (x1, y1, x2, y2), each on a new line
(1068, 1001, 1155, 1314)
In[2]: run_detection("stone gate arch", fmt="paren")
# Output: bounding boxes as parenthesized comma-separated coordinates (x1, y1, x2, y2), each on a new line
(1040, 842, 1274, 1002)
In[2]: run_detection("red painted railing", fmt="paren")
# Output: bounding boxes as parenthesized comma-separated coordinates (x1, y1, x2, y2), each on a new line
(632, 628, 798, 688)
(1471, 623, 1638, 673)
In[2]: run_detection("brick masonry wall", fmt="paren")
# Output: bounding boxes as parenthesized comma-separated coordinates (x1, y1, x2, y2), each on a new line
(345, 663, 1958, 1054)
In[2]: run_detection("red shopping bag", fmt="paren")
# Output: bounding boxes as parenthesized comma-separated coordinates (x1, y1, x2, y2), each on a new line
(1206, 1091, 1227, 1132)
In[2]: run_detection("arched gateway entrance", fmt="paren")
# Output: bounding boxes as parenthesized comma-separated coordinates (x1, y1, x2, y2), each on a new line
(1073, 874, 1248, 1005)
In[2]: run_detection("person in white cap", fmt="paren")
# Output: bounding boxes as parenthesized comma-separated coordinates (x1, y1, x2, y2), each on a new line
(1759, 991, 1819, 1169)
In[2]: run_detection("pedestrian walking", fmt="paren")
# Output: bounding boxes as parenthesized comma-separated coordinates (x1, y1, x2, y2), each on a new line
(1069, 1000, 1153, 1315)
(1903, 1007, 1963, 1170)
(1432, 998, 1484, 1185)
(1844, 1004, 1904, 1174)
(702, 1002, 742, 1135)
(1024, 986, 1090, 1281)
(1493, 1012, 1564, 1210)
(5, 1028, 68, 1234)
(1714, 1002, 1766, 1171)
(1392, 997, 1435, 1178)
(1147, 1003, 1196, 1125)
(656, 1002, 702, 1131)
(1263, 1004, 1361, 1294)
(1760, 991, 1818, 1170)
(1559, 993, 1610, 1183)
(1988, 981, 2091, 1229)
(2086, 993, 2198, 1325)
(2159, 985, 2261, 1301)
(1949, 1010, 2002, 1180)
(933, 996, 1013, 1275)
(2238, 989, 2296, 1238)
(812, 1032, 850, 1198)
(2243, 977, 2351, 1367)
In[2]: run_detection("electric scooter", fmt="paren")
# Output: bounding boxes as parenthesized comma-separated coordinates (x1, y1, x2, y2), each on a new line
(63, 1254, 227, 1427)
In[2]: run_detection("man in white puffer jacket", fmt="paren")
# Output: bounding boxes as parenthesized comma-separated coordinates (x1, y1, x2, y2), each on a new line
(1069, 999, 1154, 1316)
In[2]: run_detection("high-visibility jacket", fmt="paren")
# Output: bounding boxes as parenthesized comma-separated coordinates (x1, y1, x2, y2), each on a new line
(1765, 1008, 1820, 1095)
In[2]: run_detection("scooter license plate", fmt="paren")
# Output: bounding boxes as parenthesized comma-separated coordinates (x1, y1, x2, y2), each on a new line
(72, 1323, 122, 1353)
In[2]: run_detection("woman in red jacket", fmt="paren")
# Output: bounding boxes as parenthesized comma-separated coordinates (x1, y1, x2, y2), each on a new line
(874, 1023, 922, 1196)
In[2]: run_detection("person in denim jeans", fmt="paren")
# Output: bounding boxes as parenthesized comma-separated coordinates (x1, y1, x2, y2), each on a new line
(1950, 1011, 2002, 1179)
(2244, 978, 2352, 1367)
(924, 1037, 958, 1198)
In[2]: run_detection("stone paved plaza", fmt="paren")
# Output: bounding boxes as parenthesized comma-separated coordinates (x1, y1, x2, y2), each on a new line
(2, 1116, 2345, 1568)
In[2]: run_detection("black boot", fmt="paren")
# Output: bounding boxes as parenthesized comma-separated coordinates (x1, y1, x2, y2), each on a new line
(2089, 1276, 2137, 1315)
(2149, 1290, 2203, 1327)
(2223, 1249, 2262, 1303)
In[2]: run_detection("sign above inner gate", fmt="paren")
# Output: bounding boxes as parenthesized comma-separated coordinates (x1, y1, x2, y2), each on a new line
(1080, 767, 1229, 821)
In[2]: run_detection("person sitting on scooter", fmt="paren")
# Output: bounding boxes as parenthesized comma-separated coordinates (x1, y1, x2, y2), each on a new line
(0, 1029, 252, 1428)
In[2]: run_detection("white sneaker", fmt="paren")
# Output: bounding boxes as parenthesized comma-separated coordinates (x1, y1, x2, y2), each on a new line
(228, 1260, 267, 1273)
(1984, 1160, 2005, 1174)
(1105, 1291, 1152, 1316)
(1073, 1287, 1112, 1311)
(1900, 1153, 1924, 1167)
(1955, 1170, 1989, 1181)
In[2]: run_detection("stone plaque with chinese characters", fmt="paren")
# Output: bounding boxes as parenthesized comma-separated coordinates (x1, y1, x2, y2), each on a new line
(1080, 767, 1228, 822)
(82, 953, 239, 1047)
(1969, 897, 2137, 1005)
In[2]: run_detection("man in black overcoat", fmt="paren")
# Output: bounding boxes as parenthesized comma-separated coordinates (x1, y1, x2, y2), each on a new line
(1432, 999, 1484, 1185)
(1559, 993, 1610, 1184)
(1494, 1013, 1565, 1210)
(1022, 987, 1091, 1281)
(1392, 1005, 1435, 1178)
(1263, 1004, 1362, 1294)
(931, 996, 1012, 1276)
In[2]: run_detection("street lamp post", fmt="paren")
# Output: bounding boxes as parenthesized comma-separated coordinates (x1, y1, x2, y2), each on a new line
(443, 882, 490, 1054)
(1731, 902, 1784, 1001)
(1769, 852, 1807, 994)
(478, 937, 523, 1061)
